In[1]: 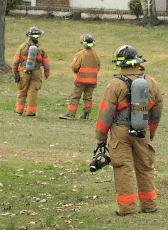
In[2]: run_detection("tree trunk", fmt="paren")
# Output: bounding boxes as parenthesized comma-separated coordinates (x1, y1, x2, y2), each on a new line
(0, 0, 10, 72)
(141, 0, 160, 26)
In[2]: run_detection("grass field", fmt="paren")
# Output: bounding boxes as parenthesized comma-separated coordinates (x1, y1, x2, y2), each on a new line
(0, 16, 168, 230)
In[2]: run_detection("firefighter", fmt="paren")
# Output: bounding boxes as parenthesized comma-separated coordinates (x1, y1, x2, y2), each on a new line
(59, 33, 100, 120)
(95, 45, 163, 216)
(12, 26, 50, 116)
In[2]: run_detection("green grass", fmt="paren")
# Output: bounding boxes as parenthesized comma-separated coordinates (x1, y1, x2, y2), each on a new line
(1, 16, 168, 229)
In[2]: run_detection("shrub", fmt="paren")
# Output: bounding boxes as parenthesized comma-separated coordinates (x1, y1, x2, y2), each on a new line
(128, 0, 143, 19)
(6, 0, 21, 15)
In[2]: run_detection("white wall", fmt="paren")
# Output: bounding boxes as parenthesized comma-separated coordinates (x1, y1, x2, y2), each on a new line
(23, 0, 36, 7)
(70, 0, 129, 10)
(70, 0, 167, 12)
(156, 0, 166, 11)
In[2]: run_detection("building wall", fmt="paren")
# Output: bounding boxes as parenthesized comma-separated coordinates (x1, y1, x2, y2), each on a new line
(69, 0, 129, 10)
(69, 0, 167, 12)
(36, 0, 69, 6)
(156, 0, 166, 11)
(22, 0, 167, 12)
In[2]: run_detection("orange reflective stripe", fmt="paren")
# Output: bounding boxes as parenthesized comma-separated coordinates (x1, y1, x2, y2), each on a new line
(13, 55, 20, 61)
(76, 77, 97, 83)
(149, 100, 155, 110)
(117, 101, 129, 110)
(138, 189, 157, 200)
(13, 55, 28, 61)
(20, 55, 27, 61)
(149, 123, 158, 129)
(100, 101, 109, 111)
(85, 102, 92, 109)
(96, 119, 110, 133)
(27, 106, 38, 112)
(18, 66, 26, 72)
(118, 194, 137, 204)
(16, 104, 25, 110)
(43, 58, 50, 65)
(79, 67, 99, 73)
(68, 104, 77, 111)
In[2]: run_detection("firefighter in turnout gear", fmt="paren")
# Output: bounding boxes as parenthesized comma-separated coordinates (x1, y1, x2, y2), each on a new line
(59, 33, 100, 120)
(95, 45, 163, 215)
(12, 26, 50, 116)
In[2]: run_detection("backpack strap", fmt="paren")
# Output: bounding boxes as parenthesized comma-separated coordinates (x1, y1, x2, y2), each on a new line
(115, 75, 132, 101)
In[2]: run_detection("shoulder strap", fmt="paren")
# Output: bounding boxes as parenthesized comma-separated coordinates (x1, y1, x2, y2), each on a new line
(115, 75, 132, 101)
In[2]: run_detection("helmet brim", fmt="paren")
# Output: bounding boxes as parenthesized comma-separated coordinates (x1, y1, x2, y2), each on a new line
(113, 57, 146, 67)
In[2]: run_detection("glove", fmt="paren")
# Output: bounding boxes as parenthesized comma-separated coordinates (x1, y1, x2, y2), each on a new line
(14, 71, 21, 83)
(150, 129, 155, 141)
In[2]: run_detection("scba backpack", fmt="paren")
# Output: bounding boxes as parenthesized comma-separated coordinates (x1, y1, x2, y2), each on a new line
(118, 74, 149, 138)
(26, 45, 38, 74)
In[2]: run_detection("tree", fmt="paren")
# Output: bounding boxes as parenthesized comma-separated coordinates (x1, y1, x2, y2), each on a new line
(0, 0, 10, 73)
(6, 0, 21, 16)
(140, 0, 160, 26)
(129, 0, 143, 20)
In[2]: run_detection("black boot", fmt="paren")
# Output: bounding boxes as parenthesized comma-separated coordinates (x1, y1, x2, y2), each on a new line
(80, 111, 90, 119)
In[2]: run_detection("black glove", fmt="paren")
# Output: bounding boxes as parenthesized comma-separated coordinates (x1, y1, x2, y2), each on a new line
(14, 71, 21, 83)
(89, 142, 111, 172)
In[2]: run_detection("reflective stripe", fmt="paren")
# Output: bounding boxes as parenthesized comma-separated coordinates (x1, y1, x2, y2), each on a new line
(68, 104, 77, 111)
(16, 104, 25, 111)
(117, 101, 129, 110)
(21, 56, 27, 61)
(149, 100, 155, 110)
(13, 55, 27, 61)
(149, 123, 158, 129)
(96, 119, 110, 133)
(79, 67, 99, 73)
(13, 55, 20, 61)
(75, 77, 97, 83)
(138, 189, 157, 200)
(18, 66, 26, 72)
(100, 101, 109, 111)
(27, 106, 38, 112)
(85, 102, 92, 109)
(118, 194, 137, 204)
(43, 58, 50, 65)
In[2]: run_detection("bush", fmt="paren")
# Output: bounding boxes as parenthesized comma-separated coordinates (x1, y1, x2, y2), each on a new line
(6, 0, 21, 15)
(128, 0, 143, 19)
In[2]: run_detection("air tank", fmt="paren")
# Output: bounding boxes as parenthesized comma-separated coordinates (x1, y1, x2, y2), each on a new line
(26, 45, 38, 72)
(131, 76, 149, 130)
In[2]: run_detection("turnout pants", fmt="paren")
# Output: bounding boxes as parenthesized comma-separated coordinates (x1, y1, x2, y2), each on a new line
(67, 82, 95, 117)
(108, 125, 157, 213)
(15, 69, 42, 115)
